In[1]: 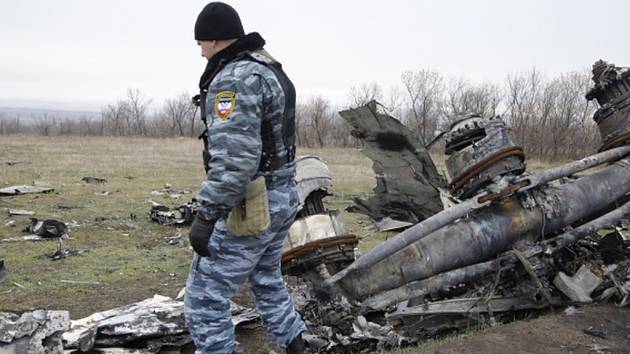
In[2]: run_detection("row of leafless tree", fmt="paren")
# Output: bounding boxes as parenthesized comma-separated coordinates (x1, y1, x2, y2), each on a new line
(0, 68, 601, 160)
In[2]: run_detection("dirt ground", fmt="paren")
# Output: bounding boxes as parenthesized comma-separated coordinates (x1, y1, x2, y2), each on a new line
(233, 298, 630, 353)
(411, 304, 630, 354)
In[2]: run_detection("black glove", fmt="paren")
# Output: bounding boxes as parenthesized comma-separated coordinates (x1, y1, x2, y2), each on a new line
(189, 215, 216, 257)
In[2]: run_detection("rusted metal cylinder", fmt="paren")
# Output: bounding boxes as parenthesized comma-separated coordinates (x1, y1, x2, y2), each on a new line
(445, 115, 525, 198)
(339, 157, 630, 300)
(586, 60, 630, 151)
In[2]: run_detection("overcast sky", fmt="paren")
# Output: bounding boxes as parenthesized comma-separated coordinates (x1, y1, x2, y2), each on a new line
(0, 0, 627, 111)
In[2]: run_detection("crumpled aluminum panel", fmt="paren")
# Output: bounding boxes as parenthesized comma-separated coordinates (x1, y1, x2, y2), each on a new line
(295, 155, 332, 210)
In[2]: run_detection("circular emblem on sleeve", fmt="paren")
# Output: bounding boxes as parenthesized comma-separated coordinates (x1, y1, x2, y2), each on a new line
(214, 91, 237, 120)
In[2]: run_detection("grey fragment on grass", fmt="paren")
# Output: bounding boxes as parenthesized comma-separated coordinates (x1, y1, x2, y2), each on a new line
(7, 208, 35, 216)
(0, 185, 53, 196)
(82, 176, 108, 184)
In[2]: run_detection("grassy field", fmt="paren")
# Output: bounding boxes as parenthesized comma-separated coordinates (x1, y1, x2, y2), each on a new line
(0, 135, 384, 318)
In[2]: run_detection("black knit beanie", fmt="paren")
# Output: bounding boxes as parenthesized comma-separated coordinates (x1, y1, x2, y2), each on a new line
(194, 2, 245, 40)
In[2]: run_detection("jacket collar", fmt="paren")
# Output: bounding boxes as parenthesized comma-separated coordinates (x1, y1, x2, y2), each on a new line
(199, 32, 266, 90)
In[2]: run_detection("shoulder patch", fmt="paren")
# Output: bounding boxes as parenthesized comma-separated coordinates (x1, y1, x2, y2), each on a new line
(214, 91, 237, 120)
(249, 50, 276, 65)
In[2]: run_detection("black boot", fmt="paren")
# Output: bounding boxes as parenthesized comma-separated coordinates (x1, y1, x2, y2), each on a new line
(286, 332, 305, 354)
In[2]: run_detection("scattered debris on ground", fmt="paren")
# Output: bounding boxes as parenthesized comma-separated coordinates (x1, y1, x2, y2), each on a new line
(27, 218, 69, 238)
(164, 233, 183, 245)
(151, 184, 193, 199)
(0, 185, 53, 196)
(56, 203, 84, 210)
(60, 294, 259, 353)
(50, 238, 86, 261)
(81, 176, 108, 184)
(6, 208, 34, 216)
(150, 201, 196, 226)
(0, 260, 7, 283)
(0, 235, 49, 243)
(0, 309, 70, 353)
(0, 160, 19, 166)
(339, 101, 446, 226)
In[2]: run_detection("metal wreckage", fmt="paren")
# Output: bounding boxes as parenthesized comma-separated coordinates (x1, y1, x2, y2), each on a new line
(289, 59, 630, 351)
(3, 60, 630, 353)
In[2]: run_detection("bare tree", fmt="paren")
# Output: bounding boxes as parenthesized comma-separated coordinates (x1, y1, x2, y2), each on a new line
(161, 92, 197, 137)
(443, 78, 502, 125)
(401, 69, 444, 145)
(124, 89, 151, 136)
(347, 82, 383, 108)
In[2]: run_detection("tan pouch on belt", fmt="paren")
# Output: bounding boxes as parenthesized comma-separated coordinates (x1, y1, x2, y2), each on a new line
(227, 176, 270, 236)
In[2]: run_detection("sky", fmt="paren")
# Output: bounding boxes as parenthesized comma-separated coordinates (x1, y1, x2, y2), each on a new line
(0, 0, 627, 112)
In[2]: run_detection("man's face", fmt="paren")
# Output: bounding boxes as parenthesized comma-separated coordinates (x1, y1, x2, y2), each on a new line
(197, 40, 218, 60)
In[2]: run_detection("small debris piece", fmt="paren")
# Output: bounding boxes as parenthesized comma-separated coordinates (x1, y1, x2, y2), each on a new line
(150, 202, 196, 226)
(56, 203, 83, 210)
(0, 260, 7, 283)
(5, 220, 15, 227)
(553, 265, 603, 303)
(598, 230, 628, 264)
(0, 235, 46, 243)
(59, 280, 101, 285)
(82, 176, 107, 184)
(27, 218, 68, 238)
(164, 234, 183, 245)
(0, 160, 19, 166)
(583, 326, 607, 339)
(0, 309, 70, 354)
(50, 239, 85, 261)
(588, 343, 612, 353)
(176, 287, 186, 300)
(563, 306, 583, 316)
(7, 208, 35, 216)
(0, 185, 53, 196)
(373, 216, 413, 231)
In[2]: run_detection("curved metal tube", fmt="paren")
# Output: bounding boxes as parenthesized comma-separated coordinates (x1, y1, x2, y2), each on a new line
(340, 158, 630, 300)
(362, 199, 630, 310)
(323, 196, 488, 286)
(518, 145, 630, 192)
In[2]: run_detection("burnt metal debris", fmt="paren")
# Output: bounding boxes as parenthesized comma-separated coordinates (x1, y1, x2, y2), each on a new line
(283, 156, 358, 276)
(149, 201, 197, 226)
(0, 309, 70, 353)
(339, 101, 446, 225)
(317, 60, 630, 350)
(295, 155, 332, 217)
(27, 218, 69, 238)
(444, 115, 525, 198)
(81, 176, 108, 184)
(6, 59, 630, 353)
(0, 260, 7, 283)
(586, 60, 630, 151)
(61, 295, 258, 353)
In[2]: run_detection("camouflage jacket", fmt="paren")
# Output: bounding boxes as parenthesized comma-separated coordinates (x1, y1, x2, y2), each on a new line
(196, 47, 295, 221)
